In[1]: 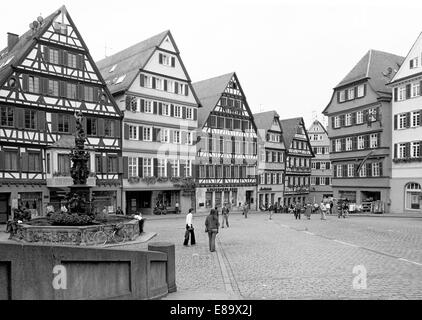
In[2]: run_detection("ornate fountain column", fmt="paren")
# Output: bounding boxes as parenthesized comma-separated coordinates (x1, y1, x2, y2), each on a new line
(67, 111, 93, 216)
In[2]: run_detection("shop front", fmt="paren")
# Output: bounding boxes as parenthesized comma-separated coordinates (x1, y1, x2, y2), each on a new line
(197, 186, 256, 212)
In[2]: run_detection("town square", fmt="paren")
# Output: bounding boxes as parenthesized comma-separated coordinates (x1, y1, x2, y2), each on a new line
(0, 0, 421, 303)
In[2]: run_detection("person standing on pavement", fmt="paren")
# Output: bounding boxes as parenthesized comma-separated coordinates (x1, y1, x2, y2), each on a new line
(183, 208, 196, 246)
(242, 202, 249, 218)
(221, 204, 230, 228)
(268, 203, 274, 220)
(205, 209, 220, 252)
(320, 202, 327, 220)
(175, 201, 180, 214)
(305, 203, 312, 220)
(330, 200, 334, 215)
(325, 202, 331, 215)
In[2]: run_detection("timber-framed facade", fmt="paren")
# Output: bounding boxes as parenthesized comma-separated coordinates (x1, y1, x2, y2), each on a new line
(0, 6, 122, 223)
(193, 73, 258, 212)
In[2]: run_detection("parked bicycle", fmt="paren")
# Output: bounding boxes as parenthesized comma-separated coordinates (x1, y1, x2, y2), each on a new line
(93, 223, 127, 245)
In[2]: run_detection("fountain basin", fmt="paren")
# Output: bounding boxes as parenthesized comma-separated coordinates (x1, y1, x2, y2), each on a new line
(11, 215, 140, 246)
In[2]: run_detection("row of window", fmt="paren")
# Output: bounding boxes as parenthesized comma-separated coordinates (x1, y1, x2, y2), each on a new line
(332, 107, 378, 129)
(0, 150, 42, 172)
(53, 154, 119, 175)
(199, 136, 257, 155)
(198, 165, 256, 179)
(259, 172, 284, 185)
(158, 53, 176, 68)
(126, 96, 195, 120)
(312, 146, 330, 155)
(310, 177, 331, 186)
(206, 115, 253, 132)
(332, 133, 380, 152)
(311, 161, 331, 170)
(128, 158, 191, 178)
(286, 156, 311, 168)
(218, 97, 244, 115)
(290, 139, 309, 151)
(126, 125, 193, 145)
(394, 110, 421, 129)
(43, 46, 84, 70)
(23, 74, 100, 102)
(140, 73, 189, 96)
(394, 141, 421, 159)
(267, 133, 281, 143)
(260, 150, 284, 163)
(310, 134, 325, 141)
(286, 176, 309, 187)
(394, 81, 421, 102)
(0, 106, 40, 130)
(337, 84, 366, 103)
(334, 162, 383, 178)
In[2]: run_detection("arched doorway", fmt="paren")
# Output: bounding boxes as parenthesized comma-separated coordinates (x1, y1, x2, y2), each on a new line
(405, 183, 421, 211)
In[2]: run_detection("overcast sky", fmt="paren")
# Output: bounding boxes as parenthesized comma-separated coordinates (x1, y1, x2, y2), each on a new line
(1, 0, 422, 128)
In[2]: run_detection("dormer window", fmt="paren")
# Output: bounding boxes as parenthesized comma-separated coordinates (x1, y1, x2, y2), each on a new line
(347, 88, 355, 100)
(410, 57, 419, 69)
(339, 90, 346, 102)
(109, 64, 117, 73)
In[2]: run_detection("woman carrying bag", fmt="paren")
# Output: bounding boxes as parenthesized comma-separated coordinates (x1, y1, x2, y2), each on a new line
(205, 209, 220, 252)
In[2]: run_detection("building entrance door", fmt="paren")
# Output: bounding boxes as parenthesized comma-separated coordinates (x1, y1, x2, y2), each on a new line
(246, 190, 253, 208)
(0, 194, 10, 224)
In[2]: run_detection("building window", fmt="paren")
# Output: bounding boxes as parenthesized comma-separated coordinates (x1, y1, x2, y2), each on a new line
(129, 125, 138, 140)
(357, 85, 365, 97)
(128, 157, 137, 178)
(347, 164, 354, 177)
(104, 120, 114, 137)
(66, 83, 77, 99)
(339, 90, 346, 102)
(345, 113, 352, 126)
(107, 156, 118, 173)
(186, 107, 193, 120)
(160, 53, 171, 66)
(335, 139, 341, 152)
(185, 132, 193, 145)
(370, 133, 378, 148)
(161, 129, 170, 143)
(28, 76, 40, 93)
(48, 80, 59, 96)
(0, 106, 14, 127)
(4, 150, 18, 171)
(58, 154, 71, 175)
(142, 75, 152, 88)
(157, 159, 166, 177)
(398, 86, 406, 101)
(84, 86, 94, 102)
(346, 137, 352, 151)
(67, 53, 77, 69)
(48, 48, 59, 65)
(358, 136, 364, 150)
(372, 163, 380, 177)
(184, 160, 192, 177)
(174, 105, 182, 118)
(348, 88, 355, 100)
(359, 163, 367, 177)
(368, 108, 377, 122)
(334, 116, 340, 128)
(24, 109, 37, 129)
(412, 111, 421, 127)
(405, 183, 421, 210)
(171, 159, 179, 177)
(58, 114, 70, 133)
(86, 118, 97, 135)
(411, 141, 421, 158)
(336, 165, 343, 177)
(155, 78, 163, 90)
(173, 131, 180, 144)
(356, 111, 363, 124)
(162, 103, 170, 116)
(143, 127, 152, 141)
(399, 143, 406, 158)
(143, 158, 153, 177)
(142, 100, 151, 113)
(411, 82, 420, 98)
(399, 113, 407, 129)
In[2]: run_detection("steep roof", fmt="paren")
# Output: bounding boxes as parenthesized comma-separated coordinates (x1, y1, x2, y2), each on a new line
(253, 110, 279, 131)
(335, 49, 404, 93)
(192, 72, 235, 128)
(280, 117, 303, 149)
(96, 30, 170, 94)
(308, 119, 328, 135)
(0, 7, 61, 87)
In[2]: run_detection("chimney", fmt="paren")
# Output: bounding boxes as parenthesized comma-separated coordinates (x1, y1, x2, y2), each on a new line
(7, 32, 19, 51)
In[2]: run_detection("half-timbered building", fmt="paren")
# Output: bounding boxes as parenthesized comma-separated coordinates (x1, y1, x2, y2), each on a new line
(97, 31, 200, 215)
(0, 6, 122, 222)
(193, 73, 258, 212)
(254, 111, 286, 209)
(280, 117, 314, 206)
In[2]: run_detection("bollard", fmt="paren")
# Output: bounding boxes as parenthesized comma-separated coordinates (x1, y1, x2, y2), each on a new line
(148, 242, 177, 293)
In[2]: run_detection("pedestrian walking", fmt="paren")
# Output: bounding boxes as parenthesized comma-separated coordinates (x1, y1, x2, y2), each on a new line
(325, 202, 330, 215)
(295, 202, 302, 220)
(175, 201, 180, 214)
(242, 202, 249, 218)
(205, 209, 220, 252)
(305, 203, 312, 220)
(330, 200, 334, 215)
(183, 208, 196, 246)
(221, 204, 230, 228)
(268, 203, 274, 220)
(320, 202, 327, 220)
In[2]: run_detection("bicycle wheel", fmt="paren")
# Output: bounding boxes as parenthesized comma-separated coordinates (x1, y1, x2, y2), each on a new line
(93, 231, 107, 245)
(113, 231, 126, 243)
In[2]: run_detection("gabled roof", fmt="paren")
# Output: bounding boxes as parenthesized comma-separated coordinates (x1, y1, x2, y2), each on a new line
(0, 7, 61, 87)
(253, 110, 279, 131)
(192, 72, 235, 128)
(335, 49, 404, 93)
(280, 117, 303, 150)
(308, 119, 328, 136)
(96, 30, 170, 94)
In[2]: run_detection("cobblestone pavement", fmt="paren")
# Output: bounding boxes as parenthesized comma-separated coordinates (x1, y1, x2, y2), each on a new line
(127, 212, 422, 300)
